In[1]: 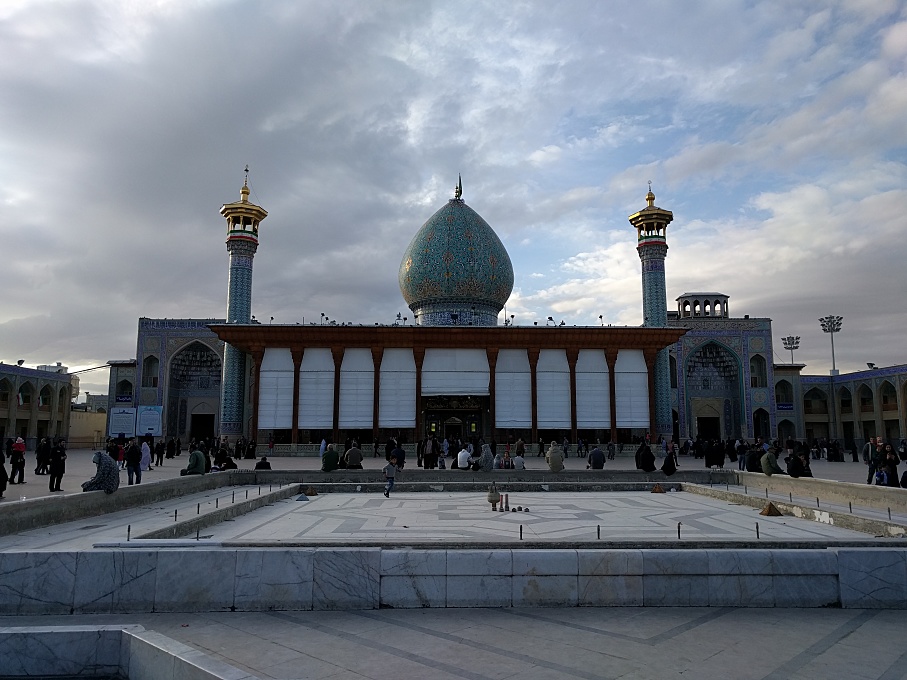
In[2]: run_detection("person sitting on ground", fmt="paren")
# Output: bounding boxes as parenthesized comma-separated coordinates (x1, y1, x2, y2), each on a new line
(500, 451, 515, 469)
(182, 446, 206, 476)
(321, 444, 340, 472)
(456, 445, 472, 470)
(81, 451, 120, 494)
(513, 450, 525, 470)
(254, 456, 272, 470)
(636, 443, 656, 472)
(761, 447, 785, 476)
(798, 452, 813, 478)
(493, 452, 503, 469)
(785, 451, 805, 478)
(219, 456, 237, 470)
(345, 444, 363, 470)
(546, 441, 565, 472)
(587, 445, 605, 470)
(478, 443, 495, 472)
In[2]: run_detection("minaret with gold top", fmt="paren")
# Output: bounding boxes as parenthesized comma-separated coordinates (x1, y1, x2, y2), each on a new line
(219, 168, 267, 438)
(629, 183, 673, 443)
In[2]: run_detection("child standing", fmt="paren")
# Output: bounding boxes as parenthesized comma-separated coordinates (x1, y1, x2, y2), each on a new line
(383, 455, 397, 497)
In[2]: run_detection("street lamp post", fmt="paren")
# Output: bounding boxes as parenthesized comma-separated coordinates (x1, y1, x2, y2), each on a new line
(819, 315, 843, 446)
(818, 315, 843, 375)
(781, 335, 800, 364)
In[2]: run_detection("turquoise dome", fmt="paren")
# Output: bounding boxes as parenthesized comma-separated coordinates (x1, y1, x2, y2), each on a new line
(399, 198, 514, 326)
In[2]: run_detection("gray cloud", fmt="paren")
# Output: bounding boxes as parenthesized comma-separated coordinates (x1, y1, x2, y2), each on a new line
(1, 0, 905, 393)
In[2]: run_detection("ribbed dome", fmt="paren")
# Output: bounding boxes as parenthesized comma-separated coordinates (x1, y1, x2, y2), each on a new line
(399, 198, 514, 326)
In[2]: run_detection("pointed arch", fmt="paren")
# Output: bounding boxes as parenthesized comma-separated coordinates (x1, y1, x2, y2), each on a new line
(838, 386, 852, 414)
(775, 379, 793, 404)
(0, 378, 11, 409)
(16, 381, 34, 409)
(879, 380, 897, 413)
(39, 385, 53, 411)
(803, 387, 828, 415)
(749, 355, 767, 388)
(857, 384, 874, 414)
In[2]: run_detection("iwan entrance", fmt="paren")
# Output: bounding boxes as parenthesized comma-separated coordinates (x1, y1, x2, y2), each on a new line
(423, 395, 487, 441)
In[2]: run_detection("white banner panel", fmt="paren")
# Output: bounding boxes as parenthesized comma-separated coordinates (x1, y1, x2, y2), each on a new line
(379, 348, 416, 428)
(615, 349, 649, 428)
(576, 349, 610, 428)
(339, 348, 374, 428)
(536, 349, 570, 428)
(136, 405, 163, 436)
(495, 349, 531, 427)
(108, 407, 136, 437)
(299, 348, 334, 429)
(259, 348, 293, 429)
(421, 348, 489, 396)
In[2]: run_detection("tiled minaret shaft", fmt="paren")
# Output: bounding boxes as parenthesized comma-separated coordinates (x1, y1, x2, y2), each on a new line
(629, 187, 674, 442)
(219, 176, 267, 437)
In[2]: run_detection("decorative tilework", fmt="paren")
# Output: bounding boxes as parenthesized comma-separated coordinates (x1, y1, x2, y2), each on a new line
(638, 242, 671, 438)
(221, 243, 256, 436)
(399, 199, 513, 326)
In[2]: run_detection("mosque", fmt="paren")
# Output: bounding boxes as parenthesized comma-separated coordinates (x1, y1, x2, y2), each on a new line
(104, 177, 907, 453)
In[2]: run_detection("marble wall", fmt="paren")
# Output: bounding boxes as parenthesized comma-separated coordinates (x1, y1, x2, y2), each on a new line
(0, 624, 258, 679)
(1, 547, 906, 613)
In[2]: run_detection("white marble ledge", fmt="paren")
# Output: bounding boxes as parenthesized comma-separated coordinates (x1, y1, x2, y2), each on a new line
(512, 549, 577, 576)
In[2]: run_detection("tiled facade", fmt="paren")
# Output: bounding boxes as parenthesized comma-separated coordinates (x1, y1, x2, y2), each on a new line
(399, 198, 514, 327)
(107, 320, 226, 440)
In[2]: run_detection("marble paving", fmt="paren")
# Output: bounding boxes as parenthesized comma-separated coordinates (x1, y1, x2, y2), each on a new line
(4, 607, 907, 680)
(202, 491, 870, 543)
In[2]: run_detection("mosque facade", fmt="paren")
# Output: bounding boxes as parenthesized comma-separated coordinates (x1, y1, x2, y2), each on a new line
(103, 178, 907, 452)
(210, 182, 683, 450)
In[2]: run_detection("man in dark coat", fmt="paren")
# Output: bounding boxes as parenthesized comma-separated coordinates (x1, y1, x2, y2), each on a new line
(587, 446, 605, 469)
(48, 439, 67, 492)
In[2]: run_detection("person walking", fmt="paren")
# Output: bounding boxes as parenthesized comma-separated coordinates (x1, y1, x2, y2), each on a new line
(10, 437, 26, 484)
(48, 439, 67, 492)
(383, 455, 397, 497)
(125, 438, 142, 485)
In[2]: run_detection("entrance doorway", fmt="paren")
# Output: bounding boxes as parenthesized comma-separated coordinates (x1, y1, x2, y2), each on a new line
(697, 417, 720, 440)
(190, 414, 215, 440)
(443, 417, 463, 443)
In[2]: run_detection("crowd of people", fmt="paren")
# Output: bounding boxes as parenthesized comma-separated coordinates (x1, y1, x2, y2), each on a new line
(3, 432, 905, 501)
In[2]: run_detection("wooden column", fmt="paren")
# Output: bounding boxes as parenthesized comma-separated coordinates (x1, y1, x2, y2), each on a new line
(371, 347, 383, 444)
(250, 349, 264, 442)
(567, 348, 579, 446)
(606, 349, 618, 445)
(413, 348, 425, 442)
(290, 349, 303, 445)
(487, 348, 499, 440)
(331, 347, 344, 444)
(644, 348, 658, 440)
(528, 348, 540, 447)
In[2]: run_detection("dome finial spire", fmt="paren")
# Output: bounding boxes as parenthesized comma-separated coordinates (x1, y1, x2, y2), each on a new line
(454, 173, 462, 200)
(646, 180, 655, 207)
(241, 165, 250, 202)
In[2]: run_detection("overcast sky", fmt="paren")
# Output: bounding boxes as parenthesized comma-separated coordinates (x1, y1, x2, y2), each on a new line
(1, 0, 906, 398)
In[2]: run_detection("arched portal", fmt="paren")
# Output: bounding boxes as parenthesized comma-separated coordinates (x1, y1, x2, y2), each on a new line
(777, 419, 795, 444)
(753, 408, 770, 440)
(167, 342, 222, 438)
(684, 342, 743, 439)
